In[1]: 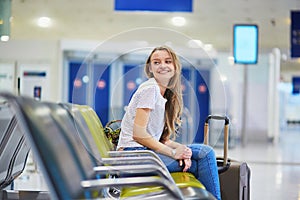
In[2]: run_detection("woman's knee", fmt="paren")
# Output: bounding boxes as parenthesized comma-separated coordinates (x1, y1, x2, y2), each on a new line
(189, 144, 216, 159)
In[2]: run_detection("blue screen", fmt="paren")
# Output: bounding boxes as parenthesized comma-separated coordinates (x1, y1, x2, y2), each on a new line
(292, 77, 300, 94)
(233, 25, 258, 64)
(291, 11, 300, 58)
(115, 0, 192, 12)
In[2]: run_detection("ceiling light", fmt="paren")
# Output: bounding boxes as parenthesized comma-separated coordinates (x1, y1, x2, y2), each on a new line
(0, 0, 11, 42)
(172, 16, 186, 27)
(187, 39, 203, 48)
(204, 44, 213, 51)
(1, 35, 9, 42)
(37, 17, 52, 28)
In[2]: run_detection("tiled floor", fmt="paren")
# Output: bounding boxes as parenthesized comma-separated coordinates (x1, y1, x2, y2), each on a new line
(214, 128, 300, 200)
(13, 127, 300, 200)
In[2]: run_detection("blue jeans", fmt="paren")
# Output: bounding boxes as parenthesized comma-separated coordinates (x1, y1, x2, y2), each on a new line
(123, 144, 221, 200)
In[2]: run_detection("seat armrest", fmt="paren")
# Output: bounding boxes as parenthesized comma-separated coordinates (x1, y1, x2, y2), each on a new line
(93, 164, 173, 183)
(101, 156, 166, 171)
(108, 150, 162, 163)
(81, 176, 184, 200)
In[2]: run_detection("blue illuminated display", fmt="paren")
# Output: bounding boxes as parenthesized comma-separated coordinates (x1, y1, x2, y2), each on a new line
(115, 0, 192, 12)
(233, 24, 259, 64)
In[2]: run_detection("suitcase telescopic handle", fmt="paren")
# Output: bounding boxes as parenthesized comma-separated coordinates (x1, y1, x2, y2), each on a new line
(205, 115, 230, 125)
(204, 115, 230, 166)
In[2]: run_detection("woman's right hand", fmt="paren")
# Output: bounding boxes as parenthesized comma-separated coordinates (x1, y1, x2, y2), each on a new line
(181, 158, 192, 172)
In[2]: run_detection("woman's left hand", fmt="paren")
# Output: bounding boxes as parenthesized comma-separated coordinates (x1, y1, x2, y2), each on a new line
(183, 146, 192, 159)
(180, 158, 192, 172)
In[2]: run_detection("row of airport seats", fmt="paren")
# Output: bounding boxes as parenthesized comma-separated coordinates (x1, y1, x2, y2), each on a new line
(0, 92, 216, 200)
(0, 102, 27, 195)
(0, 102, 49, 199)
(0, 102, 28, 190)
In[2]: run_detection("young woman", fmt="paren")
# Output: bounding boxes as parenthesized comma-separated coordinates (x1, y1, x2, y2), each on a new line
(116, 46, 221, 200)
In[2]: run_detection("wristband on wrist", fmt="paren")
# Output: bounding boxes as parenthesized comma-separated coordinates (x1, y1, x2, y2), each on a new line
(171, 149, 176, 157)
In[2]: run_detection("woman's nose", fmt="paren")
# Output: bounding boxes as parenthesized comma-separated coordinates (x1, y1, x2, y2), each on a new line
(160, 62, 167, 68)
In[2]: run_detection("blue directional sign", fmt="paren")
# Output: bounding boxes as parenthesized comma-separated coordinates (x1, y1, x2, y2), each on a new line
(115, 0, 192, 12)
(292, 76, 300, 94)
(291, 11, 300, 58)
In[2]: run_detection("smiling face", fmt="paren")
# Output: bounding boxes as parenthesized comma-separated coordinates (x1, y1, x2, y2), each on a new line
(145, 46, 182, 92)
(148, 50, 175, 87)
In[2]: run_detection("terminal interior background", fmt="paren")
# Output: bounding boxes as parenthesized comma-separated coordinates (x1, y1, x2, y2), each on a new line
(0, 0, 300, 199)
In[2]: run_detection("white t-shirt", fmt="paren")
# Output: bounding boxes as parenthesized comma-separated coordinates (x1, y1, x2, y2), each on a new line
(117, 78, 167, 149)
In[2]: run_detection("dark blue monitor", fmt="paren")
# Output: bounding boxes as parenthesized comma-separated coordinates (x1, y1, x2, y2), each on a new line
(292, 77, 300, 94)
(233, 24, 259, 64)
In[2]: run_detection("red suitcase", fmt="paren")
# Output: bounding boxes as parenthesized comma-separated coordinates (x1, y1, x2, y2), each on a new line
(204, 115, 251, 200)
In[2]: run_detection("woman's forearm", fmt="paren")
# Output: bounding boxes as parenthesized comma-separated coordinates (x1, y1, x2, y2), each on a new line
(133, 124, 175, 158)
(164, 139, 181, 148)
(132, 108, 176, 158)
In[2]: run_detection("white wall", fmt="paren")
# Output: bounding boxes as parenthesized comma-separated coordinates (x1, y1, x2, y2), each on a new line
(0, 39, 60, 101)
(214, 52, 270, 143)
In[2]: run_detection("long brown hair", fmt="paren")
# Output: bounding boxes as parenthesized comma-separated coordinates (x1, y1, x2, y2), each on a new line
(144, 46, 183, 142)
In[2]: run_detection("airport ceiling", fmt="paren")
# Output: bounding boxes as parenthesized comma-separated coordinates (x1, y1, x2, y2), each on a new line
(9, 0, 300, 56)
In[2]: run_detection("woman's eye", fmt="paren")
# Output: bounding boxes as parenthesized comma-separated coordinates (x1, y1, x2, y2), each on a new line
(153, 61, 160, 65)
(166, 60, 172, 64)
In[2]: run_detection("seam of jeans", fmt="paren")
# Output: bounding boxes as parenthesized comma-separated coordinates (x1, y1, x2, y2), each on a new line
(207, 149, 221, 200)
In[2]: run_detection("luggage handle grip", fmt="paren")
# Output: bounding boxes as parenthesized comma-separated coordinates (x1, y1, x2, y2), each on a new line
(204, 115, 230, 166)
(205, 115, 229, 125)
